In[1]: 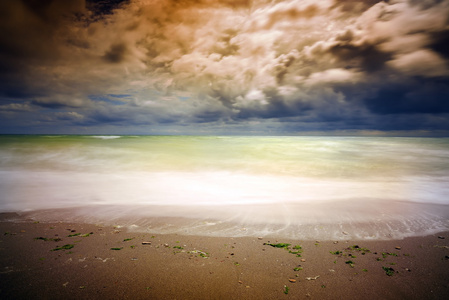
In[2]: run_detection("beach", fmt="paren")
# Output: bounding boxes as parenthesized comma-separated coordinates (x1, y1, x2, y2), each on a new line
(2, 0, 449, 297)
(1, 212, 448, 299)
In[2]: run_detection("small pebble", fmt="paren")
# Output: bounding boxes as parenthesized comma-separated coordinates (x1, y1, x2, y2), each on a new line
(395, 246, 401, 250)
(301, 259, 306, 262)
(289, 279, 297, 283)
(438, 236, 445, 239)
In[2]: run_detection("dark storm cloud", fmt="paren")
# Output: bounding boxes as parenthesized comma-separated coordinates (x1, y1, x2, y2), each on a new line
(235, 87, 313, 119)
(0, 0, 86, 107)
(429, 30, 449, 59)
(103, 43, 128, 63)
(327, 38, 392, 72)
(86, 0, 130, 16)
(364, 78, 449, 114)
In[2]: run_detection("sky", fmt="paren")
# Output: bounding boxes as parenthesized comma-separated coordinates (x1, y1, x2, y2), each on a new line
(0, 0, 448, 136)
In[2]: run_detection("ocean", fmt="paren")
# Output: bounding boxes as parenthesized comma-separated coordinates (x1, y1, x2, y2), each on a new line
(1, 135, 448, 240)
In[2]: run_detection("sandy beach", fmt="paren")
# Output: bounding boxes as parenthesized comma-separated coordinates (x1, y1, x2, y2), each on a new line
(1, 212, 448, 299)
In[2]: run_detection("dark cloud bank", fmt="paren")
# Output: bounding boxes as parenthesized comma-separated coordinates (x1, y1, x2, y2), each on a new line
(0, 0, 448, 135)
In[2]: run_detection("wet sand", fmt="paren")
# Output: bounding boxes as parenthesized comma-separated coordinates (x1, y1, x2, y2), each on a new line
(1, 212, 449, 299)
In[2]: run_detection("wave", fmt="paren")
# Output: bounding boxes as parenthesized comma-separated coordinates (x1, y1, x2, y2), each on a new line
(90, 135, 122, 139)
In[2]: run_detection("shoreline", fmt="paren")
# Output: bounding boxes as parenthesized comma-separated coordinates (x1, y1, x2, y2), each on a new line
(5, 201, 449, 241)
(1, 212, 449, 299)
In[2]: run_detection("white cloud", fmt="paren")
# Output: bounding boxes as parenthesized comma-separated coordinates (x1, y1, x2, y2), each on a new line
(0, 102, 33, 112)
(388, 50, 449, 77)
(306, 68, 361, 86)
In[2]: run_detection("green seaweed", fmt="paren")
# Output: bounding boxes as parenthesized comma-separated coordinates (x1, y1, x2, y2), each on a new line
(123, 238, 134, 242)
(189, 250, 209, 258)
(68, 233, 82, 237)
(351, 245, 370, 252)
(173, 245, 184, 249)
(68, 232, 91, 237)
(35, 236, 62, 242)
(51, 244, 75, 251)
(382, 252, 398, 258)
(288, 245, 302, 256)
(330, 250, 342, 255)
(283, 285, 289, 294)
(382, 266, 395, 276)
(110, 247, 123, 250)
(266, 243, 291, 249)
(293, 267, 303, 271)
(345, 260, 355, 268)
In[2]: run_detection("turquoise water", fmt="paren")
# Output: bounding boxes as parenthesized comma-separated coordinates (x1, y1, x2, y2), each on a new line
(1, 135, 449, 239)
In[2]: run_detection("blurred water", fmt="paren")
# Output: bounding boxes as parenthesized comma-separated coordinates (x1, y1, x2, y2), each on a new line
(1, 135, 448, 239)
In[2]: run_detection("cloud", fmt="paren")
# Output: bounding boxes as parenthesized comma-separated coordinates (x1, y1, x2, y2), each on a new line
(305, 68, 361, 85)
(0, 0, 449, 134)
(0, 102, 33, 112)
(388, 49, 449, 77)
(364, 78, 449, 114)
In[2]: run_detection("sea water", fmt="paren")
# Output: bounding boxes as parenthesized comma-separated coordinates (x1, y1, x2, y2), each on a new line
(0, 135, 448, 240)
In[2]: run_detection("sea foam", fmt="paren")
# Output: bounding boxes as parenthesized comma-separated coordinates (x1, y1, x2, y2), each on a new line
(1, 135, 449, 240)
